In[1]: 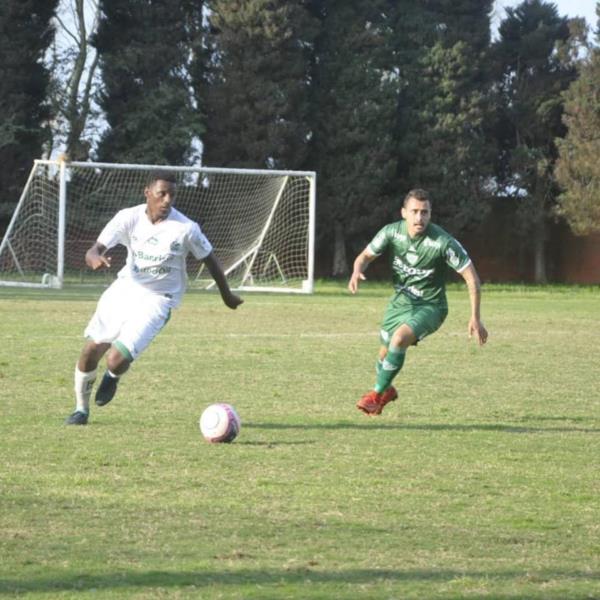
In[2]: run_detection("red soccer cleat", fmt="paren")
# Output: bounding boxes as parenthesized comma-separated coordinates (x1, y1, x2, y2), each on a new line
(375, 386, 398, 415)
(356, 386, 398, 416)
(356, 390, 381, 415)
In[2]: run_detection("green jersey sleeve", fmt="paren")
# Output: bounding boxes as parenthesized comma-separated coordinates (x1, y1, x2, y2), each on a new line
(367, 224, 394, 256)
(443, 236, 471, 273)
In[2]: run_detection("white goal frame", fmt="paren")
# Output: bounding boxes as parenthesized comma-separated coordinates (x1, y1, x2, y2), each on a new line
(0, 159, 316, 294)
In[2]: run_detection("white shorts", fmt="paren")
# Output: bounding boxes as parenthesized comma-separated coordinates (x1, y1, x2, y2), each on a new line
(84, 278, 172, 361)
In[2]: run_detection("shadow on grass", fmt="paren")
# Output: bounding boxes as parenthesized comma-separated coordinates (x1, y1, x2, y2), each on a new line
(1, 567, 599, 596)
(243, 421, 600, 434)
(237, 440, 316, 447)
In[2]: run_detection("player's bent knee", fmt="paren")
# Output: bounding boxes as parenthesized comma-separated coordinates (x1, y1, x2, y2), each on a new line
(391, 325, 417, 349)
(106, 345, 132, 375)
(79, 341, 111, 370)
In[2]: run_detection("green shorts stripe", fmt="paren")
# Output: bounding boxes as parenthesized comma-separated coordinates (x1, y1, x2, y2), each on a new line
(113, 340, 134, 362)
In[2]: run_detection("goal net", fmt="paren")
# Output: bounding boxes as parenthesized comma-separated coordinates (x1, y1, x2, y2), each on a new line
(0, 160, 316, 293)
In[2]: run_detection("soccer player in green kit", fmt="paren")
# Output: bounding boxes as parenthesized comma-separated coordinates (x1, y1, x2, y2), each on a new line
(348, 188, 488, 416)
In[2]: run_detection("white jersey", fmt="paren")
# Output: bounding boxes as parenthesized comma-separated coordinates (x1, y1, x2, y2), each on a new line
(97, 204, 213, 307)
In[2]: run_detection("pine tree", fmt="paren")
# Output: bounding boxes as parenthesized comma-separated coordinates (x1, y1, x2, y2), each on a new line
(201, 0, 319, 170)
(0, 0, 59, 220)
(94, 0, 203, 165)
(394, 0, 495, 235)
(311, 0, 399, 275)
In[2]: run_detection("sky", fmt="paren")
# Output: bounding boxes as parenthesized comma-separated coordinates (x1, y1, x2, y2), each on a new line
(493, 0, 598, 31)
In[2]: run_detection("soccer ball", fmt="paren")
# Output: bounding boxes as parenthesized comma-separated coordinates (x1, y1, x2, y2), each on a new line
(199, 403, 241, 443)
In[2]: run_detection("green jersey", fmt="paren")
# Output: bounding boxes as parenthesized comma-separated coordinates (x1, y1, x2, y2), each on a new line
(368, 220, 471, 307)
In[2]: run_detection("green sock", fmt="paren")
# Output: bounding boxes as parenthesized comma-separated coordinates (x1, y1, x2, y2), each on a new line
(374, 347, 406, 393)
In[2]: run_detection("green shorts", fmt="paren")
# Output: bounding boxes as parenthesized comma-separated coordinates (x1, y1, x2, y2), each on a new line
(379, 295, 448, 346)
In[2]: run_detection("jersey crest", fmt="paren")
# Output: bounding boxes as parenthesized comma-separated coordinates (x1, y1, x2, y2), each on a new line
(406, 251, 419, 265)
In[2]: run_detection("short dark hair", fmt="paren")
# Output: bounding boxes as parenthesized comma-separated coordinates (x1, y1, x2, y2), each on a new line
(403, 188, 431, 206)
(146, 169, 177, 186)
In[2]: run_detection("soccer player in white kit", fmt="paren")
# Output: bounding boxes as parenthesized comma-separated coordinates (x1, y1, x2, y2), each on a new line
(65, 170, 243, 425)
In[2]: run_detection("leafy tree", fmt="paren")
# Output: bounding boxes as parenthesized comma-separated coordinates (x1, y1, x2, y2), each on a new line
(201, 0, 319, 169)
(94, 0, 203, 165)
(47, 0, 101, 161)
(492, 0, 584, 282)
(0, 0, 59, 220)
(555, 14, 600, 234)
(180, 0, 209, 131)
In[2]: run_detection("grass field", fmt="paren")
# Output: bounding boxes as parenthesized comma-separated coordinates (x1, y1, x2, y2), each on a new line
(1, 281, 599, 599)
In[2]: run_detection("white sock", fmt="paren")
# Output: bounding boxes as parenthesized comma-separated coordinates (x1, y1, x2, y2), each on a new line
(74, 366, 97, 414)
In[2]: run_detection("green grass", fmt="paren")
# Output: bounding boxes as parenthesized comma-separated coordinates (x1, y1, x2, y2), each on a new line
(1, 282, 599, 599)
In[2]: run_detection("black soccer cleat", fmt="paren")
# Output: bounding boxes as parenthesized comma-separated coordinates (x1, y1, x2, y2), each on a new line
(65, 410, 89, 425)
(95, 371, 120, 406)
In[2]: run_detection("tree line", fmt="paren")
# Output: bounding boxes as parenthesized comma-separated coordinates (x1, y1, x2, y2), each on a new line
(1, 0, 599, 281)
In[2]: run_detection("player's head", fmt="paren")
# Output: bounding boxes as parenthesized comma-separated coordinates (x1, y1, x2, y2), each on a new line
(402, 188, 431, 237)
(403, 188, 431, 208)
(146, 170, 177, 186)
(144, 170, 177, 223)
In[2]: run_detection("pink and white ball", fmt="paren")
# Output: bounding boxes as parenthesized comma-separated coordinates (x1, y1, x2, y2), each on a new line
(199, 403, 241, 443)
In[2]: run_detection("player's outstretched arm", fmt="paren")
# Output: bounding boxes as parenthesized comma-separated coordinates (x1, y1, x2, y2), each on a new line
(85, 242, 111, 270)
(348, 248, 377, 294)
(459, 263, 488, 346)
(203, 252, 244, 310)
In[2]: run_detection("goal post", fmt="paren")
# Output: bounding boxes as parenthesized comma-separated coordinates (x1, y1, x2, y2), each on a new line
(0, 159, 316, 293)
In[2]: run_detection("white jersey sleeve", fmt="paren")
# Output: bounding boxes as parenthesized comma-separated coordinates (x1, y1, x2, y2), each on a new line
(97, 209, 132, 250)
(186, 222, 213, 260)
